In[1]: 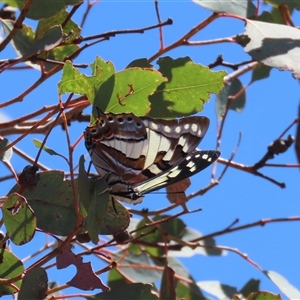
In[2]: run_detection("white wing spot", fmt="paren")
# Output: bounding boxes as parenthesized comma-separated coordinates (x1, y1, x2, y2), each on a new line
(184, 124, 189, 130)
(150, 122, 158, 130)
(195, 154, 200, 159)
(191, 124, 198, 134)
(198, 128, 203, 136)
(175, 126, 181, 134)
(168, 168, 181, 178)
(187, 161, 195, 168)
(189, 166, 197, 172)
(202, 154, 208, 160)
(186, 155, 192, 160)
(164, 125, 171, 133)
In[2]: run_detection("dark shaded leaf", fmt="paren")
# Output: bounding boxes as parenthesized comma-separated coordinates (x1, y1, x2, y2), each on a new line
(239, 278, 260, 297)
(18, 267, 48, 300)
(97, 198, 130, 235)
(168, 227, 223, 257)
(14, 0, 83, 20)
(23, 25, 63, 57)
(78, 155, 91, 218)
(251, 64, 272, 83)
(0, 19, 37, 69)
(87, 178, 109, 244)
(176, 280, 206, 300)
(85, 283, 158, 300)
(36, 9, 80, 42)
(112, 251, 161, 283)
(126, 58, 153, 68)
(10, 171, 77, 236)
(250, 10, 274, 23)
(215, 79, 246, 121)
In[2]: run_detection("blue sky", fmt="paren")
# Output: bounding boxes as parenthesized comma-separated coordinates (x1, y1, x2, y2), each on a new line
(1, 1, 300, 299)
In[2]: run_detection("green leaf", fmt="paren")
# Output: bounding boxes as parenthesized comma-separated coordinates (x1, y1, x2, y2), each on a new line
(215, 78, 246, 121)
(0, 250, 24, 296)
(40, 44, 80, 72)
(134, 215, 186, 257)
(247, 291, 282, 300)
(78, 155, 91, 218)
(168, 227, 223, 257)
(112, 251, 161, 283)
(32, 138, 60, 156)
(126, 58, 153, 68)
(153, 257, 204, 299)
(13, 0, 83, 20)
(36, 10, 80, 42)
(107, 268, 128, 289)
(264, 270, 300, 299)
(93, 67, 166, 117)
(239, 279, 260, 297)
(85, 283, 158, 300)
(244, 20, 300, 79)
(23, 25, 63, 57)
(193, 0, 256, 18)
(0, 138, 12, 163)
(251, 64, 272, 83)
(58, 58, 107, 101)
(87, 178, 109, 244)
(149, 57, 226, 118)
(2, 193, 36, 245)
(265, 0, 300, 10)
(176, 280, 206, 300)
(9, 171, 78, 236)
(18, 267, 48, 300)
(97, 198, 130, 235)
(250, 10, 274, 23)
(0, 19, 38, 69)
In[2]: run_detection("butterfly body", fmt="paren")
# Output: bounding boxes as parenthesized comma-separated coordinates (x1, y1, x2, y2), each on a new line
(84, 108, 220, 204)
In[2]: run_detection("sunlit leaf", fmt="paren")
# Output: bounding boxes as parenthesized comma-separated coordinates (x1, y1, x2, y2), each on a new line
(149, 56, 226, 118)
(264, 270, 300, 299)
(0, 250, 24, 296)
(2, 193, 36, 245)
(244, 20, 300, 79)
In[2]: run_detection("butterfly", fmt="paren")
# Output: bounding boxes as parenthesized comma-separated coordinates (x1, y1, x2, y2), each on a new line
(84, 107, 220, 204)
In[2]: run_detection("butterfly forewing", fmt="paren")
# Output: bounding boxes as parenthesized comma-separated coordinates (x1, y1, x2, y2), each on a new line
(132, 150, 220, 196)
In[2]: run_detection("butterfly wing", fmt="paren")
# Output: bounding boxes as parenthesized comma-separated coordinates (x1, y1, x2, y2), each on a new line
(84, 108, 210, 186)
(132, 150, 220, 196)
